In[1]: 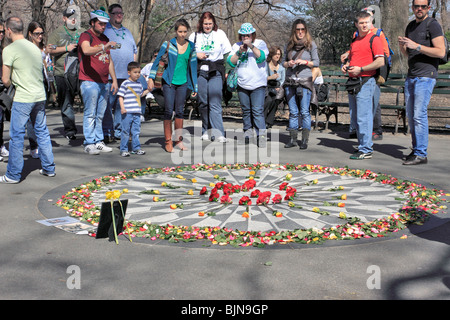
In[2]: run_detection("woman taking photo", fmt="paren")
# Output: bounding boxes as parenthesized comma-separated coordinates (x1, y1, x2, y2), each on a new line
(282, 19, 319, 150)
(227, 23, 269, 147)
(148, 19, 198, 152)
(189, 12, 232, 143)
(0, 19, 8, 161)
(264, 46, 285, 129)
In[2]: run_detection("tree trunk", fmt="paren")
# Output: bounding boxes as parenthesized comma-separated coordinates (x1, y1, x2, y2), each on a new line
(379, 0, 410, 74)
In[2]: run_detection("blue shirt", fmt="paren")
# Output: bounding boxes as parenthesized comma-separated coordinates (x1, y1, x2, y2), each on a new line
(104, 23, 138, 79)
(117, 79, 143, 114)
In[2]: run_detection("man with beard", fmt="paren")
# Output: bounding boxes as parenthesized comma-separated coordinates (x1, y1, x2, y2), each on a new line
(398, 0, 446, 165)
(48, 5, 84, 140)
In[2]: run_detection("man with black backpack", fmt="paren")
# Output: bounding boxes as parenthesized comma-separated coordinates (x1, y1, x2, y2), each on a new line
(341, 11, 385, 160)
(398, 0, 446, 165)
(47, 5, 84, 141)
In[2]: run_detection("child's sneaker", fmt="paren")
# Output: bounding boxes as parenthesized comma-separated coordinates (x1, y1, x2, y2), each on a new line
(350, 151, 373, 160)
(120, 151, 130, 157)
(131, 149, 146, 155)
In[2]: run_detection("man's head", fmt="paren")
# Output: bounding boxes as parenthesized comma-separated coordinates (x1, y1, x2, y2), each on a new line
(354, 11, 372, 35)
(108, 4, 124, 27)
(5, 17, 23, 41)
(412, 0, 431, 21)
(63, 5, 81, 30)
(89, 10, 110, 34)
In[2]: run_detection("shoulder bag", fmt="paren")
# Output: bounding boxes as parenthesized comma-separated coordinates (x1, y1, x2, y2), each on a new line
(154, 41, 170, 89)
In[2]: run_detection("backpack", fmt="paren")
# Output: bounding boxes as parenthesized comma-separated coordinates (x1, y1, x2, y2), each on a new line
(64, 31, 93, 96)
(425, 18, 449, 65)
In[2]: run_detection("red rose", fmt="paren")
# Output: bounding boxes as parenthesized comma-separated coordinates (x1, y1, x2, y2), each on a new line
(200, 186, 208, 195)
(239, 196, 252, 206)
(272, 194, 282, 204)
(279, 182, 289, 191)
(250, 189, 261, 198)
(220, 195, 232, 204)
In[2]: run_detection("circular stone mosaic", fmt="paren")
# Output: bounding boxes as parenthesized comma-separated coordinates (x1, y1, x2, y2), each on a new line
(56, 164, 449, 247)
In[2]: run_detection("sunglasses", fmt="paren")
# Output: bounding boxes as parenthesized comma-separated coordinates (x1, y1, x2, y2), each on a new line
(0, 30, 4, 34)
(33, 32, 45, 36)
(296, 28, 306, 32)
(413, 4, 429, 9)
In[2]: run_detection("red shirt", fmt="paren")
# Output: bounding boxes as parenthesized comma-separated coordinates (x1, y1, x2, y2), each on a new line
(348, 32, 384, 77)
(78, 29, 111, 83)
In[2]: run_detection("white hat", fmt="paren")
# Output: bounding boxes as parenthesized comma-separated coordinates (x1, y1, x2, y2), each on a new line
(90, 10, 110, 23)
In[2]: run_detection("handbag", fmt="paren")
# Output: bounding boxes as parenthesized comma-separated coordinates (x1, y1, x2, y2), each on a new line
(0, 84, 16, 112)
(226, 61, 240, 92)
(154, 42, 170, 89)
(345, 77, 370, 95)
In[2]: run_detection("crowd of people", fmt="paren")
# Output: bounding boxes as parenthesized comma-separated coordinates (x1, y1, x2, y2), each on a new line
(0, 0, 446, 183)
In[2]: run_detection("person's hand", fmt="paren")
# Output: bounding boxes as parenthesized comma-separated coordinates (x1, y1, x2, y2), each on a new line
(106, 41, 117, 50)
(197, 52, 209, 60)
(340, 52, 349, 63)
(111, 81, 118, 95)
(191, 92, 197, 98)
(147, 78, 154, 92)
(287, 60, 296, 68)
(347, 66, 362, 76)
(398, 36, 418, 50)
(121, 108, 127, 115)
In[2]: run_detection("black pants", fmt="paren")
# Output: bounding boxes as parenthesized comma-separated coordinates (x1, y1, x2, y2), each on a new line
(55, 76, 77, 136)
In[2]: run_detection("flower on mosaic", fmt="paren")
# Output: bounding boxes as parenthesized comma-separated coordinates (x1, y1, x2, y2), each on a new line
(239, 196, 252, 206)
(187, 189, 194, 195)
(279, 182, 289, 191)
(338, 202, 345, 208)
(198, 211, 205, 217)
(250, 189, 261, 198)
(220, 195, 233, 204)
(272, 194, 282, 204)
(191, 178, 197, 183)
(339, 212, 347, 219)
(242, 211, 250, 218)
(285, 173, 292, 181)
(200, 186, 208, 195)
(256, 191, 271, 205)
(272, 211, 283, 218)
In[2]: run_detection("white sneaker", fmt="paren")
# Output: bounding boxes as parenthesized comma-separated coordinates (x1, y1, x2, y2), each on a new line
(140, 115, 145, 123)
(84, 144, 101, 155)
(217, 136, 227, 143)
(30, 148, 39, 159)
(0, 155, 3, 162)
(201, 133, 209, 141)
(0, 145, 8, 157)
(95, 142, 113, 153)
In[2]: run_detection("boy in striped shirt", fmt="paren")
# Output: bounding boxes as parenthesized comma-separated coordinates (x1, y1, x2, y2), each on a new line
(118, 61, 147, 156)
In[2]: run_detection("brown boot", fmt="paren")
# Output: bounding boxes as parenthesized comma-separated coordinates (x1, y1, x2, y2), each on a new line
(163, 120, 174, 153)
(174, 118, 187, 151)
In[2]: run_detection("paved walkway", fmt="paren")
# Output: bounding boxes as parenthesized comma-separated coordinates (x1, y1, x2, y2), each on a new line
(0, 109, 449, 300)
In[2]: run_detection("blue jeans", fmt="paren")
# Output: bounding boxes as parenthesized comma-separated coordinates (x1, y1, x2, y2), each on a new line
(285, 86, 312, 130)
(237, 86, 266, 136)
(198, 71, 225, 136)
(103, 79, 124, 139)
(120, 112, 141, 152)
(348, 77, 376, 153)
(80, 81, 108, 146)
(6, 101, 55, 181)
(163, 82, 188, 120)
(404, 77, 436, 158)
(349, 84, 380, 134)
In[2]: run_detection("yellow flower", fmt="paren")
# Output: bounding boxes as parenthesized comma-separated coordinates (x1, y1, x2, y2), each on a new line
(339, 212, 347, 219)
(191, 178, 197, 183)
(249, 170, 256, 175)
(161, 182, 167, 187)
(288, 202, 295, 207)
(286, 173, 292, 181)
(187, 189, 194, 195)
(122, 188, 129, 193)
(209, 182, 215, 187)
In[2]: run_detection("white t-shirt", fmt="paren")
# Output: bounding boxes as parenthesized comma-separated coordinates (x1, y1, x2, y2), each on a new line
(189, 29, 232, 63)
(229, 39, 269, 90)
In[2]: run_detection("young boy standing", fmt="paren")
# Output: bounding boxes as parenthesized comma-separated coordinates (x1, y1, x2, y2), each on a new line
(118, 61, 147, 157)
